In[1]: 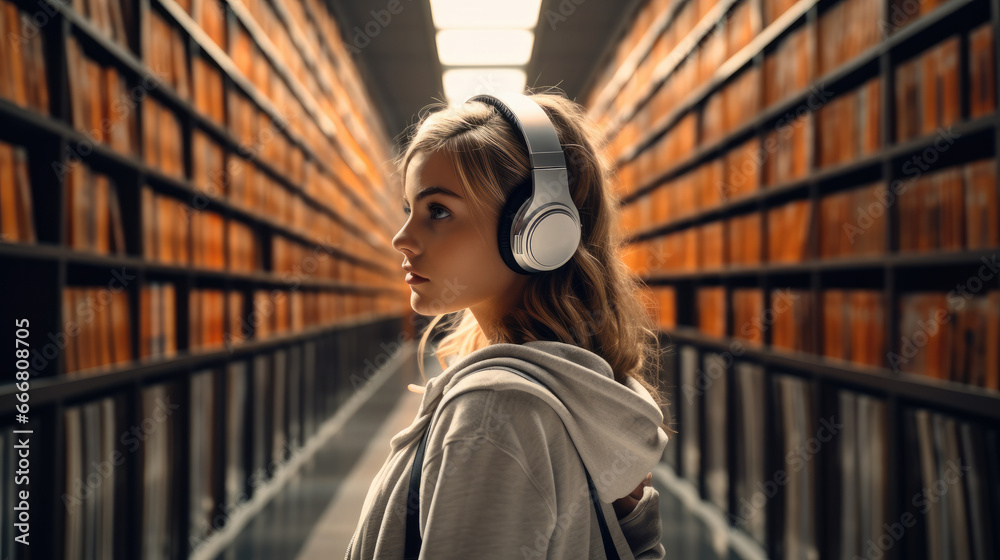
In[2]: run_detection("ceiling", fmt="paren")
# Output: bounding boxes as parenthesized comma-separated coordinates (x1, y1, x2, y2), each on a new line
(327, 0, 644, 157)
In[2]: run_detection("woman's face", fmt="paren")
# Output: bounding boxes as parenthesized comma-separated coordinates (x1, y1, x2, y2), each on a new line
(392, 150, 528, 325)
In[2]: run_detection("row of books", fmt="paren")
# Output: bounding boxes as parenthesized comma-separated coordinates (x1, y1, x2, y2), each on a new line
(141, 382, 178, 558)
(189, 289, 236, 351)
(226, 89, 303, 185)
(6, 142, 381, 280)
(64, 396, 117, 560)
(834, 390, 889, 560)
(0, 0, 49, 115)
(0, 140, 36, 243)
(899, 160, 1000, 253)
(903, 406, 999, 560)
(50, 332, 365, 556)
(66, 36, 137, 157)
(140, 281, 177, 360)
(610, 17, 994, 204)
(61, 279, 400, 374)
(143, 96, 184, 178)
(816, 0, 882, 78)
(189, 369, 217, 546)
(176, 0, 227, 50)
(898, 24, 996, 140)
(63, 286, 132, 375)
(191, 128, 227, 195)
(143, 6, 190, 102)
(628, 158, 997, 269)
(229, 218, 261, 272)
(141, 186, 194, 265)
(60, 0, 396, 254)
(71, 0, 132, 50)
(762, 113, 810, 187)
(680, 285, 1000, 389)
(766, 198, 812, 263)
(702, 67, 760, 146)
(763, 20, 811, 109)
(670, 343, 1000, 558)
(823, 289, 886, 368)
(896, 35, 960, 143)
(819, 182, 887, 258)
(63, 25, 387, 269)
(193, 56, 226, 126)
(66, 164, 127, 255)
(815, 77, 881, 169)
(898, 291, 999, 389)
(732, 288, 765, 346)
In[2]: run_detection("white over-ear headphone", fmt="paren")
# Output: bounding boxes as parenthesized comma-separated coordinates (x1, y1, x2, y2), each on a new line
(466, 93, 583, 275)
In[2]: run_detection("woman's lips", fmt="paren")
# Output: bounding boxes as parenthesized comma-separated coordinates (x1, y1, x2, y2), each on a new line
(405, 272, 429, 285)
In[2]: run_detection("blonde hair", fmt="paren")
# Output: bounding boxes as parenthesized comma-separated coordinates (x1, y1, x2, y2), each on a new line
(395, 88, 672, 432)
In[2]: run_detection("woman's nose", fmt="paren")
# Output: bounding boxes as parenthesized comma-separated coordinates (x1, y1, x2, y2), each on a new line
(392, 221, 419, 255)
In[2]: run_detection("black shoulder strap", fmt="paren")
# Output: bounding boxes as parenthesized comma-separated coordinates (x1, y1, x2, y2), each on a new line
(403, 366, 622, 559)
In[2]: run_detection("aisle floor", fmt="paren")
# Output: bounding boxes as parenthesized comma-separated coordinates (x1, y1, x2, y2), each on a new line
(212, 345, 433, 560)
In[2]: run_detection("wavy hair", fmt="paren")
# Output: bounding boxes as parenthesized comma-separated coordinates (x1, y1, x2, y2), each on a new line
(394, 88, 672, 433)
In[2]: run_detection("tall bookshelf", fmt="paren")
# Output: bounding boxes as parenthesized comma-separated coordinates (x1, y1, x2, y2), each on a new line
(0, 0, 411, 558)
(585, 0, 1000, 559)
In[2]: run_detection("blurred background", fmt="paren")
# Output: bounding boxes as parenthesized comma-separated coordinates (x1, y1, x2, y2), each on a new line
(0, 0, 998, 559)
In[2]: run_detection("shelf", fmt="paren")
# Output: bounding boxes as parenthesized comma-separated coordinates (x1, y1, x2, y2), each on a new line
(662, 326, 1000, 420)
(622, 111, 998, 232)
(49, 0, 395, 251)
(0, 242, 395, 292)
(641, 249, 1000, 281)
(0, 316, 403, 414)
(154, 0, 397, 237)
(0, 102, 396, 276)
(612, 0, 983, 172)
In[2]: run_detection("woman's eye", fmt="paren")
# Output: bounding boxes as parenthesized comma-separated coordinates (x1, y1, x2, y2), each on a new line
(428, 204, 451, 220)
(401, 204, 451, 219)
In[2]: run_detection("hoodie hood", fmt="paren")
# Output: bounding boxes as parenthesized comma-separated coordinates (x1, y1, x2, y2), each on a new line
(388, 340, 670, 502)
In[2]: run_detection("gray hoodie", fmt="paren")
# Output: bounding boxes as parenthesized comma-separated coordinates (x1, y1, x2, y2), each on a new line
(346, 340, 670, 559)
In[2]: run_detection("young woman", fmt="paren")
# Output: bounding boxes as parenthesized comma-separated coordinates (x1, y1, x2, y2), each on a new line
(347, 90, 672, 559)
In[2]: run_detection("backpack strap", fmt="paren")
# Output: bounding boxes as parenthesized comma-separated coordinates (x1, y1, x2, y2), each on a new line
(403, 366, 622, 559)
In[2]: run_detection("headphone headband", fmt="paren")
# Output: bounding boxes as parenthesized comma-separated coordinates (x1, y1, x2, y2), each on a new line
(468, 93, 567, 170)
(466, 93, 582, 274)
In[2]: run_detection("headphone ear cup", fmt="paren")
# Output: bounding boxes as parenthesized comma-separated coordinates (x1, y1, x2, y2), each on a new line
(497, 179, 533, 275)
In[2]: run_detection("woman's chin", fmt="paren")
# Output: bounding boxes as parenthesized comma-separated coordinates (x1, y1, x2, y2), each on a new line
(410, 293, 462, 317)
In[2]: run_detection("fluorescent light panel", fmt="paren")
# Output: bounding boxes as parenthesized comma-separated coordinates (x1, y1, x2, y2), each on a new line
(429, 0, 542, 29)
(436, 29, 534, 66)
(443, 68, 526, 106)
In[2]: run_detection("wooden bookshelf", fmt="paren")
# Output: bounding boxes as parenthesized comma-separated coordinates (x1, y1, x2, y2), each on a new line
(0, 0, 412, 558)
(590, 0, 1000, 559)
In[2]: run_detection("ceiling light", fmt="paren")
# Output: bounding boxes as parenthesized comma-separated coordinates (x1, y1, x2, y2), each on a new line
(443, 68, 527, 106)
(429, 0, 542, 29)
(437, 29, 534, 66)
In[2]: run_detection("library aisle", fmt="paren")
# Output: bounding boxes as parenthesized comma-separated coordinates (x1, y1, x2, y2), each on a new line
(2, 0, 1000, 559)
(206, 341, 429, 560)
